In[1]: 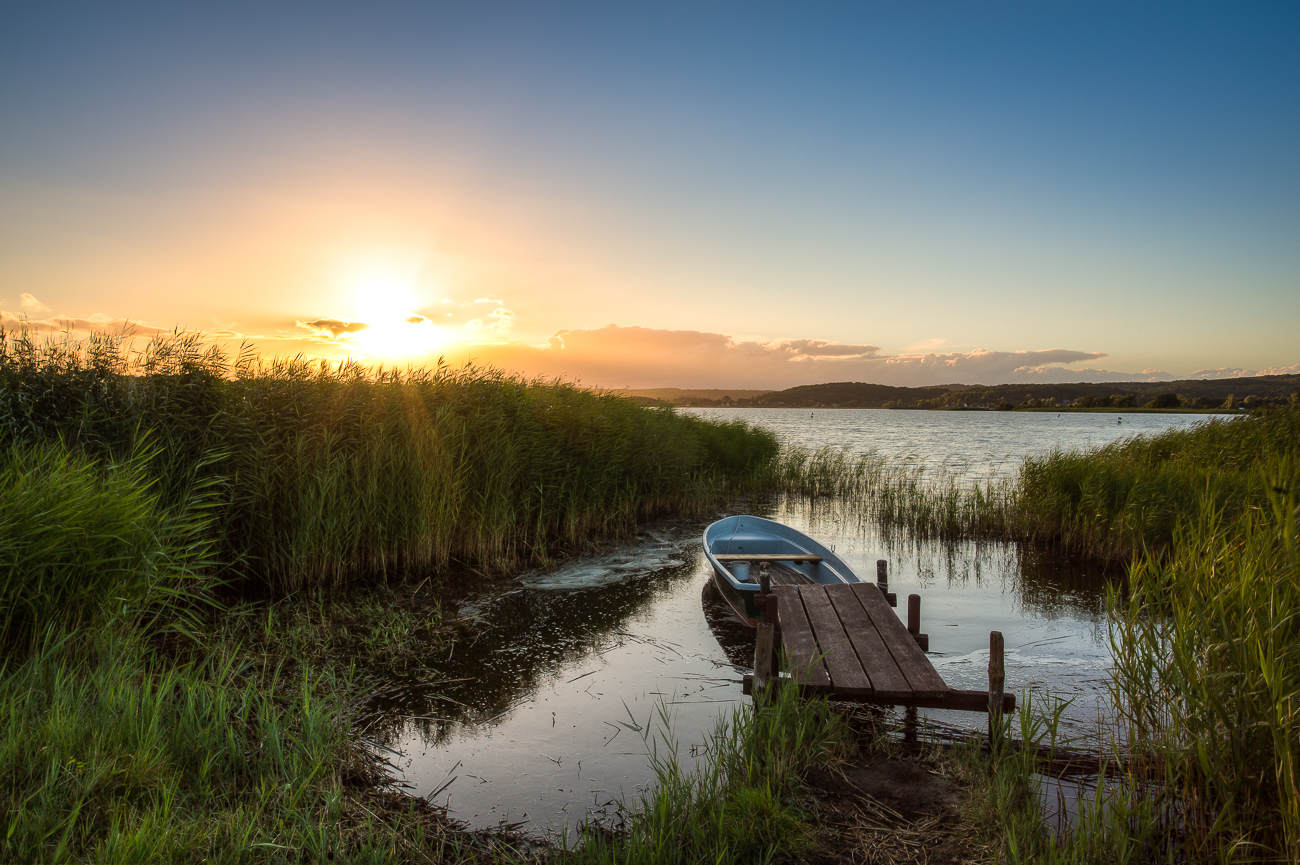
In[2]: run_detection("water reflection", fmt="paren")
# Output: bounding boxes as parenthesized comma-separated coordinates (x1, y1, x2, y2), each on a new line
(361, 496, 1125, 836)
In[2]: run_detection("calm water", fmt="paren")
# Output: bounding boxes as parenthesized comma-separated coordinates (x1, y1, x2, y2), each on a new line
(686, 407, 1210, 482)
(369, 409, 1212, 836)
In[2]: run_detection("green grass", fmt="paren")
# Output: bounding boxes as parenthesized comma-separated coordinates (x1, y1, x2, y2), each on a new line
(0, 441, 212, 655)
(0, 445, 451, 863)
(564, 683, 850, 865)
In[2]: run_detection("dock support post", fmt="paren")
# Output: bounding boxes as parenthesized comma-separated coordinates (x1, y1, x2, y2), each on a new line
(876, 559, 896, 607)
(753, 573, 777, 696)
(988, 631, 1005, 746)
(907, 594, 929, 652)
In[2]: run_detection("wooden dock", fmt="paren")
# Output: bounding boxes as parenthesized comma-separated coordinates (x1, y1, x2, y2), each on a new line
(742, 580, 1015, 715)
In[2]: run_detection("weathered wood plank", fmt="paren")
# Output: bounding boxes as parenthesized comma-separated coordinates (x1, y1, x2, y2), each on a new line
(771, 586, 830, 690)
(823, 584, 912, 699)
(739, 679, 1016, 713)
(849, 583, 947, 697)
(799, 586, 873, 696)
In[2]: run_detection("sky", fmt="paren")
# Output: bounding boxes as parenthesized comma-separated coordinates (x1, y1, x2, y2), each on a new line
(2, 2, 1297, 389)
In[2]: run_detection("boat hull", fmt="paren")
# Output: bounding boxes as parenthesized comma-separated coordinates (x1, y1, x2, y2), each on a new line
(702, 515, 865, 627)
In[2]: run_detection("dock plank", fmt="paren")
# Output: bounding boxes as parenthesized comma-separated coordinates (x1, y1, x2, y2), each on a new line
(850, 583, 947, 697)
(799, 587, 874, 696)
(771, 586, 830, 690)
(823, 584, 913, 699)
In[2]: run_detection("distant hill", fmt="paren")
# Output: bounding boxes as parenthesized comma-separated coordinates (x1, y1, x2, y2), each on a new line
(748, 376, 1300, 409)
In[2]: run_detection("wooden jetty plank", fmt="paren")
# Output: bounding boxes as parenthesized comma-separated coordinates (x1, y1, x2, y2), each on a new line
(849, 582, 947, 698)
(715, 553, 823, 563)
(799, 586, 874, 696)
(771, 586, 830, 690)
(823, 584, 912, 699)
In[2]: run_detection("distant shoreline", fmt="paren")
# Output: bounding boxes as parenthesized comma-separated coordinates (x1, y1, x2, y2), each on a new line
(678, 405, 1238, 414)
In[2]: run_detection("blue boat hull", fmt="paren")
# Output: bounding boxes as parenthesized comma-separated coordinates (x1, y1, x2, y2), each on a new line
(702, 515, 865, 626)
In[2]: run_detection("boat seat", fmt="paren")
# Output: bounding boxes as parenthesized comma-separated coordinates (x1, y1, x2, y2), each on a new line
(714, 553, 823, 563)
(728, 561, 818, 586)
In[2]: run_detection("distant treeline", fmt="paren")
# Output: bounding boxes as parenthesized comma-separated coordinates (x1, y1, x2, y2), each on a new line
(667, 375, 1300, 410)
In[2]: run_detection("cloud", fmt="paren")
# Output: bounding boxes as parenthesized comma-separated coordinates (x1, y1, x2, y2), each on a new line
(19, 293, 50, 313)
(486, 307, 514, 334)
(297, 318, 370, 339)
(1191, 364, 1300, 379)
(0, 309, 170, 337)
(450, 324, 1129, 388)
(772, 339, 879, 359)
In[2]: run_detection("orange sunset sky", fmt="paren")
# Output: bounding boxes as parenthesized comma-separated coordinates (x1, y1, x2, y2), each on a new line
(2, 4, 1297, 389)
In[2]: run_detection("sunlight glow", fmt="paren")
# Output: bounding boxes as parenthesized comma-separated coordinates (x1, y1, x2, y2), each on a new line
(351, 278, 445, 359)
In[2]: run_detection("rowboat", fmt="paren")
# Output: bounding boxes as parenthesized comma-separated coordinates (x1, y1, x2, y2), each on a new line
(703, 515, 864, 626)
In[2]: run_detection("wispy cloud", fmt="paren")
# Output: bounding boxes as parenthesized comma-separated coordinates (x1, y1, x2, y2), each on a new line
(297, 318, 370, 339)
(0, 295, 170, 337)
(455, 325, 1128, 388)
(19, 293, 50, 314)
(1190, 364, 1300, 379)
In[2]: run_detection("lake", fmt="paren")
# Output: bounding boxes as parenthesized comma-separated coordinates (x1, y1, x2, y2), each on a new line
(370, 408, 1211, 836)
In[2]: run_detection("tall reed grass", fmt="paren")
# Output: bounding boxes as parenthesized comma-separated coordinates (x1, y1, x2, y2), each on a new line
(0, 328, 778, 593)
(774, 445, 1016, 540)
(1014, 409, 1300, 559)
(567, 684, 849, 864)
(0, 442, 212, 655)
(1102, 478, 1300, 860)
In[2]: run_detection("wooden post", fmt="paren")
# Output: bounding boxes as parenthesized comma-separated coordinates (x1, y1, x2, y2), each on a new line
(876, 559, 896, 607)
(907, 594, 929, 651)
(754, 572, 776, 696)
(754, 621, 775, 694)
(988, 631, 1005, 746)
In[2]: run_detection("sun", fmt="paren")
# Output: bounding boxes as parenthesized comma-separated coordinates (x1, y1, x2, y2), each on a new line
(350, 279, 445, 359)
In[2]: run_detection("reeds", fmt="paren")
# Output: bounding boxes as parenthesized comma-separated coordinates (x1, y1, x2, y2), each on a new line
(0, 441, 213, 655)
(774, 445, 1017, 540)
(1103, 477, 1300, 859)
(0, 328, 778, 593)
(567, 684, 849, 864)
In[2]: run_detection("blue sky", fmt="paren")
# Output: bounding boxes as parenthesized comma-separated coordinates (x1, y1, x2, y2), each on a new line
(2, 2, 1296, 387)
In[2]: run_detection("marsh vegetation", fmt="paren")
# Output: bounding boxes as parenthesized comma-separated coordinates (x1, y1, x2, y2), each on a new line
(3, 326, 1298, 862)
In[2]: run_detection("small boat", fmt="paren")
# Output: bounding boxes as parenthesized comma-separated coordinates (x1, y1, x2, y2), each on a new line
(703, 515, 864, 626)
